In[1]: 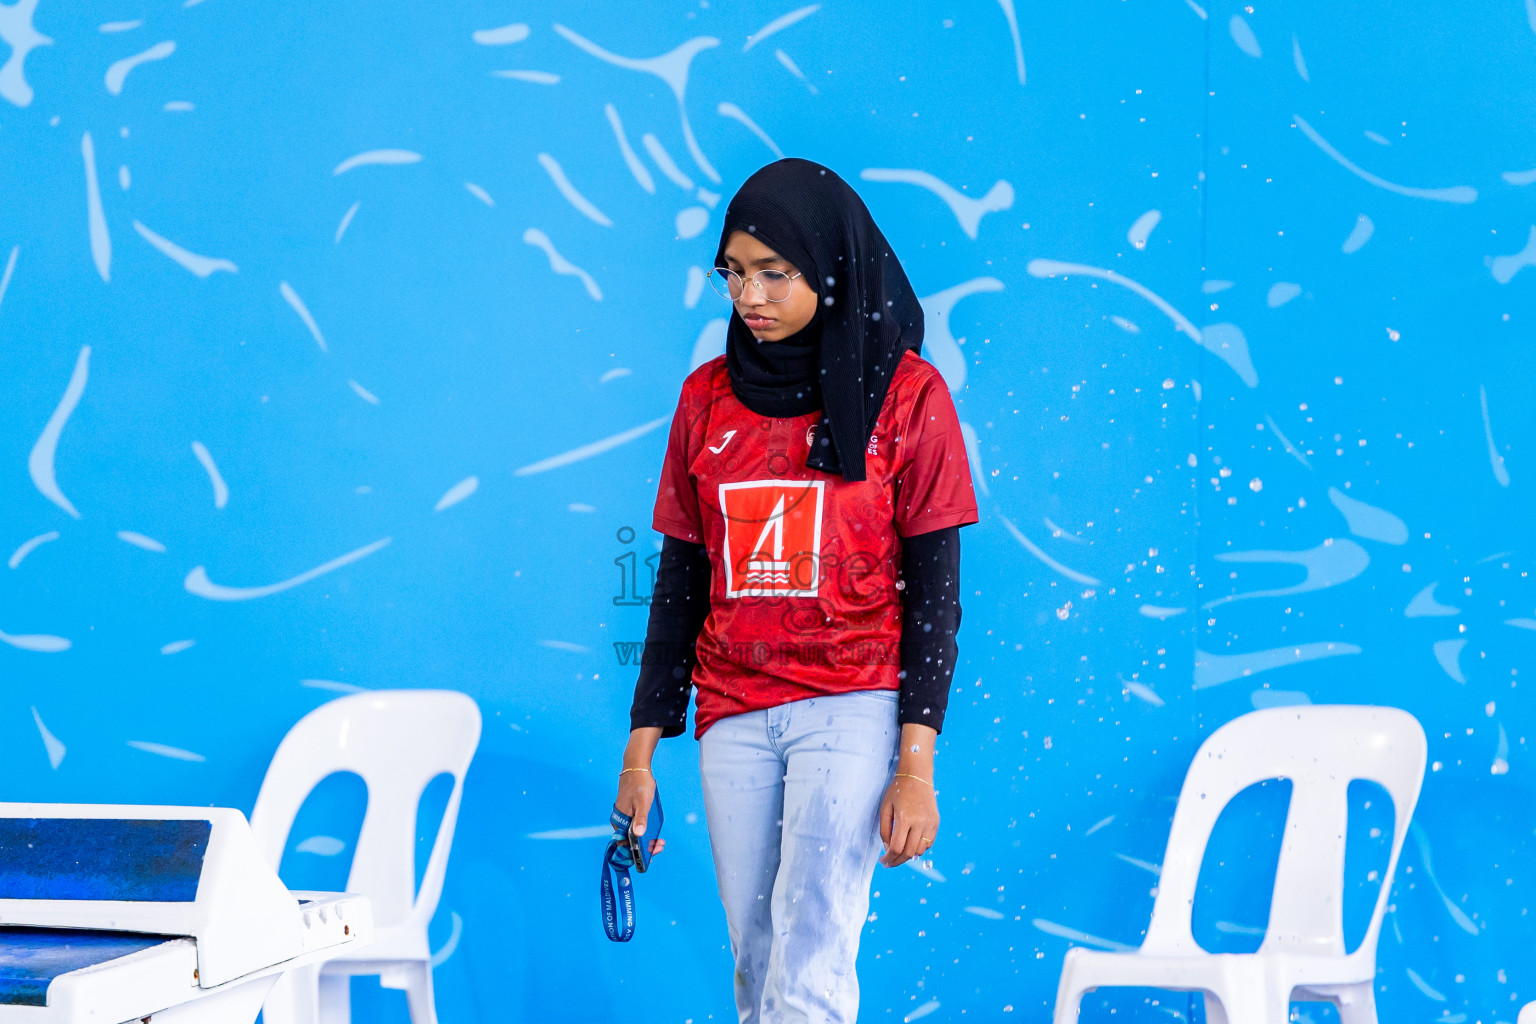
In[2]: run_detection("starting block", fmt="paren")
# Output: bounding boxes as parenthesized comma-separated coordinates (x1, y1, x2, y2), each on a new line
(0, 803, 372, 1024)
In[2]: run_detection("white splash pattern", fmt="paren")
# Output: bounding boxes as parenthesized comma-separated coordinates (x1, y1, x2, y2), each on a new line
(1, 628, 71, 653)
(994, 0, 1026, 84)
(280, 281, 328, 352)
(774, 49, 817, 94)
(1405, 584, 1460, 618)
(861, 168, 1014, 239)
(0, 0, 51, 107)
(743, 5, 820, 51)
(0, 244, 16, 311)
(523, 228, 602, 300)
(717, 102, 783, 158)
(191, 441, 229, 509)
(1293, 115, 1477, 204)
(333, 149, 422, 175)
(29, 346, 90, 520)
(105, 40, 175, 96)
(604, 104, 655, 193)
(1327, 487, 1408, 544)
(8, 531, 59, 569)
(1479, 386, 1510, 486)
(920, 277, 1005, 394)
(82, 133, 112, 281)
(473, 23, 530, 45)
(553, 25, 721, 184)
(117, 530, 167, 552)
(1031, 918, 1135, 952)
(496, 69, 559, 85)
(996, 510, 1101, 586)
(31, 706, 65, 768)
(1490, 227, 1536, 285)
(185, 537, 393, 601)
(133, 221, 238, 277)
(1205, 538, 1369, 608)
(335, 201, 360, 243)
(642, 134, 694, 190)
(434, 476, 479, 511)
(1342, 214, 1374, 253)
(1029, 258, 1258, 385)
(514, 416, 669, 476)
(1127, 209, 1160, 250)
(1194, 642, 1363, 689)
(127, 740, 206, 762)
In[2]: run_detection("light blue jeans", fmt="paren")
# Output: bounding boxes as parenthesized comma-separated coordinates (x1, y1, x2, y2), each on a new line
(699, 689, 901, 1024)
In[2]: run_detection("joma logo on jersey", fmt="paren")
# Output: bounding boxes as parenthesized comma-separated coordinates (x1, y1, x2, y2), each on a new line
(718, 479, 825, 598)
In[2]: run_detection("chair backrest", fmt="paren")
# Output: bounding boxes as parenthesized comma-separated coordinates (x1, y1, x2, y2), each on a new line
(1141, 705, 1425, 960)
(249, 690, 482, 931)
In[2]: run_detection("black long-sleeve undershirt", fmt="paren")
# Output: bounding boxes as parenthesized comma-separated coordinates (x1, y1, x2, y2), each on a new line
(628, 527, 963, 737)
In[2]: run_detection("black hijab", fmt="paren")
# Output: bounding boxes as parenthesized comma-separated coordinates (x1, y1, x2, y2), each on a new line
(716, 158, 924, 483)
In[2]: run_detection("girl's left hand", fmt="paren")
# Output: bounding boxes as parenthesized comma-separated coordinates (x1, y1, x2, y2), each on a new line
(878, 775, 939, 867)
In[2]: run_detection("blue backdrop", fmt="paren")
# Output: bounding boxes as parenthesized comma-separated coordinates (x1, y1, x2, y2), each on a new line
(2, 1, 1534, 1020)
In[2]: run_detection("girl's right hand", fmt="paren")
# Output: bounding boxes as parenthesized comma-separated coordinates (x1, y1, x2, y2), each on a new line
(616, 768, 665, 857)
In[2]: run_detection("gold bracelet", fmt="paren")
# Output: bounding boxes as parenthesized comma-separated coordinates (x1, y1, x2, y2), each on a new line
(619, 767, 652, 776)
(893, 772, 932, 787)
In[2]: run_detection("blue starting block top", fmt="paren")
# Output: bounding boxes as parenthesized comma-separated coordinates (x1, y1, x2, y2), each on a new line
(0, 818, 210, 903)
(0, 928, 171, 1006)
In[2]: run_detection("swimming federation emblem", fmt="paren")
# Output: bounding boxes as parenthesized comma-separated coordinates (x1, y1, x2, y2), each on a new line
(718, 479, 825, 598)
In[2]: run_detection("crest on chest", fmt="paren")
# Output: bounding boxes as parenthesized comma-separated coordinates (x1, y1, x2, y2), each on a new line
(717, 479, 825, 598)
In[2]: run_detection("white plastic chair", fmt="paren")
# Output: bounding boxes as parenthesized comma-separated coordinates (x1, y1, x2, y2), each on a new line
(250, 690, 482, 1024)
(1053, 704, 1426, 1024)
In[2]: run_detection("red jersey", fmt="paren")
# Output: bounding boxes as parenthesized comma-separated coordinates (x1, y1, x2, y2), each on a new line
(652, 350, 978, 736)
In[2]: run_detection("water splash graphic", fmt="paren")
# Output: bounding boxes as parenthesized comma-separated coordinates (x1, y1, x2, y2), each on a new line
(31, 707, 65, 768)
(132, 220, 238, 277)
(185, 537, 393, 601)
(8, 531, 59, 569)
(861, 168, 1014, 239)
(523, 228, 602, 301)
(82, 134, 111, 282)
(0, 0, 52, 106)
(743, 5, 820, 51)
(1194, 642, 1362, 689)
(553, 25, 721, 183)
(1293, 115, 1477, 203)
(333, 149, 422, 175)
(105, 40, 175, 95)
(514, 416, 670, 476)
(29, 346, 90, 519)
(279, 281, 328, 352)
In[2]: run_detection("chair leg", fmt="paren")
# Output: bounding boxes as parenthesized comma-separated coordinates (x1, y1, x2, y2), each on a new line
(1332, 982, 1378, 1024)
(1051, 982, 1085, 1024)
(317, 972, 351, 1024)
(263, 964, 320, 1024)
(1202, 991, 1230, 1024)
(404, 962, 438, 1024)
(1204, 983, 1288, 1024)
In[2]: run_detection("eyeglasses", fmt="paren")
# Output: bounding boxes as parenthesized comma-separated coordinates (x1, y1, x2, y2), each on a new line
(708, 267, 803, 302)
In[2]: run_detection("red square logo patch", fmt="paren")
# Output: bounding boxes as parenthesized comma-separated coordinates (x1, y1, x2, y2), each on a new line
(718, 480, 825, 598)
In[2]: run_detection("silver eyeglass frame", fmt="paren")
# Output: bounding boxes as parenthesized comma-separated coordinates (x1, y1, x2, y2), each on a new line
(707, 267, 804, 303)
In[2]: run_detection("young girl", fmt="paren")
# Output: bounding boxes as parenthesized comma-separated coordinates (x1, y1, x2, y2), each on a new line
(615, 158, 977, 1023)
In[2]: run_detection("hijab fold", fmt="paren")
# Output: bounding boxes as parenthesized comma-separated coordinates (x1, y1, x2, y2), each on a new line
(717, 159, 924, 483)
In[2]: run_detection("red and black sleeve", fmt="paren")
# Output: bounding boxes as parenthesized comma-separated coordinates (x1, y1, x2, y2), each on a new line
(897, 526, 962, 733)
(628, 536, 711, 737)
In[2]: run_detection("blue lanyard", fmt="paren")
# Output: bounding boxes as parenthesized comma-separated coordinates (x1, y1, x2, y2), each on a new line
(600, 806, 638, 942)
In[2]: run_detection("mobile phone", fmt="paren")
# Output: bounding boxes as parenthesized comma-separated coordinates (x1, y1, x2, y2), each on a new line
(626, 789, 664, 873)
